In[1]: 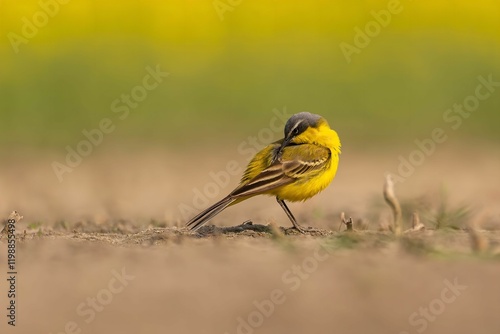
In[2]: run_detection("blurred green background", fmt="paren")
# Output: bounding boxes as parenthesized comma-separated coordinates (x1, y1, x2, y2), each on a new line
(1, 0, 499, 149)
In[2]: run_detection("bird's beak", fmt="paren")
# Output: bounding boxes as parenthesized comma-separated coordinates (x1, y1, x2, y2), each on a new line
(277, 134, 293, 158)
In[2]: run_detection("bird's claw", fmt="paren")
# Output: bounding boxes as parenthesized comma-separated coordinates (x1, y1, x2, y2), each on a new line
(287, 224, 319, 234)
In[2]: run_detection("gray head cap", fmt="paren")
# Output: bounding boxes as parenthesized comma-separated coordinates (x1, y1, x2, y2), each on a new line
(284, 112, 323, 137)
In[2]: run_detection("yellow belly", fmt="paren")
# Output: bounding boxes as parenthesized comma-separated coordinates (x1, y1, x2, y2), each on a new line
(272, 154, 339, 202)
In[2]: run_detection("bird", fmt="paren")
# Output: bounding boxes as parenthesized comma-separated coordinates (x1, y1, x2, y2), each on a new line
(186, 112, 341, 233)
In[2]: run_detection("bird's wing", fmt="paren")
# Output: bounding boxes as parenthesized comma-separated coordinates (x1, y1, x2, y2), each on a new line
(240, 140, 282, 184)
(280, 144, 331, 178)
(231, 144, 331, 198)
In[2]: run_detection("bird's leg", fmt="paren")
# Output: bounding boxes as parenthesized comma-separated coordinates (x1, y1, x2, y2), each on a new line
(276, 197, 312, 234)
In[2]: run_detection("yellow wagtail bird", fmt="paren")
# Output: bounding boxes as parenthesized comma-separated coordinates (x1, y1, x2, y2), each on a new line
(186, 112, 341, 233)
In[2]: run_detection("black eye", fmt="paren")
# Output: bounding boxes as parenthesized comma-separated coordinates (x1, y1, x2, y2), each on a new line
(293, 128, 299, 135)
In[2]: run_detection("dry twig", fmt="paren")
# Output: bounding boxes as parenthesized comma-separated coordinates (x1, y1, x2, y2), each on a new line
(339, 212, 353, 232)
(1, 211, 23, 235)
(383, 174, 402, 236)
(466, 217, 488, 254)
(404, 211, 425, 233)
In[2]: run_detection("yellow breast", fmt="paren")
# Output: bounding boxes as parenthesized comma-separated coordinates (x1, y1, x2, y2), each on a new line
(273, 151, 339, 202)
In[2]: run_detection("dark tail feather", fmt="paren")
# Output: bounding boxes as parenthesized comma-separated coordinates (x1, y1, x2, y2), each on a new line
(186, 196, 235, 231)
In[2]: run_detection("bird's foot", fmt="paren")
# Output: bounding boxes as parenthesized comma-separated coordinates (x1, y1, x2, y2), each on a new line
(286, 224, 320, 234)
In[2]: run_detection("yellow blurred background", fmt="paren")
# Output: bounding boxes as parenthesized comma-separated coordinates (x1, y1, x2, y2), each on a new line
(1, 0, 499, 148)
(1, 5, 499, 334)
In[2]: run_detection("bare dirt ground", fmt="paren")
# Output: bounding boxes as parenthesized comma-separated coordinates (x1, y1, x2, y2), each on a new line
(0, 144, 499, 333)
